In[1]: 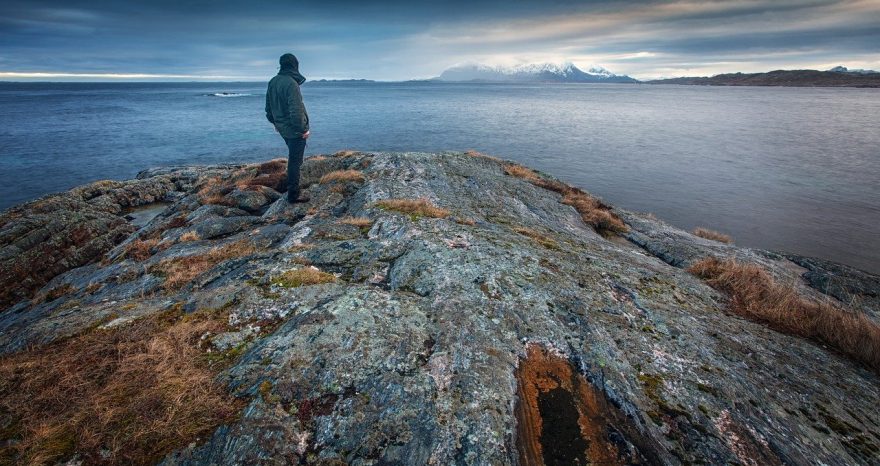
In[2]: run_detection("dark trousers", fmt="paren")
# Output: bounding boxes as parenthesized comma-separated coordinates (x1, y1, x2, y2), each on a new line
(284, 137, 306, 199)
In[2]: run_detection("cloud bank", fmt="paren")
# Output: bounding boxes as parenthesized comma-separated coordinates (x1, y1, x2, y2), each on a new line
(1, 0, 878, 80)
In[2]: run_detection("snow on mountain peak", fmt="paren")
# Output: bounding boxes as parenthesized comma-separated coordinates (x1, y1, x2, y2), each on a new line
(437, 61, 637, 83)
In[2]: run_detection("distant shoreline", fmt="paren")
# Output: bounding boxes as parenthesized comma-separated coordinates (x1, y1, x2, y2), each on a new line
(2, 79, 879, 89)
(645, 69, 880, 88)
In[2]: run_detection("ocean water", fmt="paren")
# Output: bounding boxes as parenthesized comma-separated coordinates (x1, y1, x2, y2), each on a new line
(1, 81, 878, 273)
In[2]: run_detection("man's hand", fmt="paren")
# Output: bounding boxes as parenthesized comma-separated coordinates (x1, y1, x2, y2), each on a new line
(302, 130, 310, 140)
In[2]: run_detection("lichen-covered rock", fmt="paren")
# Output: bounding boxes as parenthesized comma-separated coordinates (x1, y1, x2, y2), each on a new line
(1, 151, 878, 465)
(0, 164, 252, 310)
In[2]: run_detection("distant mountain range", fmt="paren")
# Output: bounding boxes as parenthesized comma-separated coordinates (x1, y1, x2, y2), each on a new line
(647, 66, 880, 88)
(435, 62, 638, 83)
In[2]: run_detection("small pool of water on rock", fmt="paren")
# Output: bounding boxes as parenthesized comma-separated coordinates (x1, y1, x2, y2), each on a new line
(515, 344, 657, 465)
(538, 386, 590, 465)
(123, 202, 170, 228)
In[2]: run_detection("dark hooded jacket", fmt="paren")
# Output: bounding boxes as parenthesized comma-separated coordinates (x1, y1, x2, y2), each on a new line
(265, 64, 309, 139)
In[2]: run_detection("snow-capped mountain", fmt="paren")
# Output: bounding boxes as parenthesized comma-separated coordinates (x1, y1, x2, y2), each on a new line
(436, 62, 638, 83)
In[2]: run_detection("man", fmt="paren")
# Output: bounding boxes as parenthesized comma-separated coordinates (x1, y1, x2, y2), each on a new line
(266, 53, 310, 203)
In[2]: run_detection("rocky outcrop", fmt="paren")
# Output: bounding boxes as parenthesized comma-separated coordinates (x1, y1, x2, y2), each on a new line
(1, 151, 879, 465)
(0, 173, 192, 310)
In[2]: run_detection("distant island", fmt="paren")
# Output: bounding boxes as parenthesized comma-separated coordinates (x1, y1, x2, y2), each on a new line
(305, 78, 376, 85)
(434, 62, 638, 83)
(647, 66, 880, 88)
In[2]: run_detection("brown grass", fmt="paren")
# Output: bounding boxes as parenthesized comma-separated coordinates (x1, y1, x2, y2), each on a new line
(0, 308, 243, 465)
(151, 241, 256, 291)
(199, 193, 234, 206)
(333, 150, 359, 157)
(503, 163, 542, 182)
(242, 160, 288, 192)
(338, 217, 373, 228)
(465, 150, 502, 162)
(196, 176, 237, 206)
(179, 231, 201, 242)
(502, 163, 627, 235)
(319, 169, 365, 184)
(165, 215, 188, 229)
(375, 198, 450, 219)
(123, 238, 165, 262)
(257, 158, 286, 174)
(271, 267, 337, 287)
(561, 191, 628, 235)
(514, 227, 560, 250)
(503, 163, 570, 193)
(33, 283, 76, 304)
(693, 227, 733, 244)
(688, 257, 880, 372)
(456, 217, 477, 226)
(195, 176, 222, 196)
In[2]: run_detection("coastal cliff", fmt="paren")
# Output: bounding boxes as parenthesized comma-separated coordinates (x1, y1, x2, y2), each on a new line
(1, 151, 878, 465)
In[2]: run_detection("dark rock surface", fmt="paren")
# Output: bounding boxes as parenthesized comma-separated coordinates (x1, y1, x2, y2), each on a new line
(784, 254, 880, 323)
(2, 151, 879, 465)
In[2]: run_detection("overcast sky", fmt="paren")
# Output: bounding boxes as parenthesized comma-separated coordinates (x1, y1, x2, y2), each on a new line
(1, 0, 878, 81)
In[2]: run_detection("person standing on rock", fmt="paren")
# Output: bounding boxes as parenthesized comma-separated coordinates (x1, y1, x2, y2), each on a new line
(266, 53, 310, 203)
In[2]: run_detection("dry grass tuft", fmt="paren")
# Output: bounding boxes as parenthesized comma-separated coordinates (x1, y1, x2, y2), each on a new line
(333, 150, 359, 158)
(257, 158, 286, 174)
(688, 257, 880, 372)
(338, 217, 373, 228)
(561, 191, 628, 235)
(199, 193, 234, 207)
(319, 169, 365, 184)
(465, 150, 502, 162)
(514, 227, 560, 250)
(503, 163, 542, 183)
(503, 163, 570, 193)
(0, 308, 243, 465)
(196, 176, 237, 206)
(375, 198, 450, 219)
(165, 215, 188, 229)
(502, 163, 627, 235)
(243, 160, 288, 192)
(151, 241, 256, 291)
(179, 231, 201, 242)
(309, 155, 328, 161)
(85, 283, 102, 294)
(34, 284, 76, 304)
(123, 238, 166, 262)
(271, 267, 337, 288)
(693, 227, 733, 244)
(456, 217, 477, 226)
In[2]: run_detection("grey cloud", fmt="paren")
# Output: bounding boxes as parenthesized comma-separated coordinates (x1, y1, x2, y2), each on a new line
(0, 0, 878, 80)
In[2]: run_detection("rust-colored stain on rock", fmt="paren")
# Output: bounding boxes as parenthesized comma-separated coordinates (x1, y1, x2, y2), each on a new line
(515, 344, 650, 466)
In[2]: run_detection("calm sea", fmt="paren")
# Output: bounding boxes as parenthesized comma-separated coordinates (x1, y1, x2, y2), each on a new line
(1, 81, 878, 273)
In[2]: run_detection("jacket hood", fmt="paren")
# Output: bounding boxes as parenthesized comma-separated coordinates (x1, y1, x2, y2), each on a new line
(279, 65, 306, 85)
